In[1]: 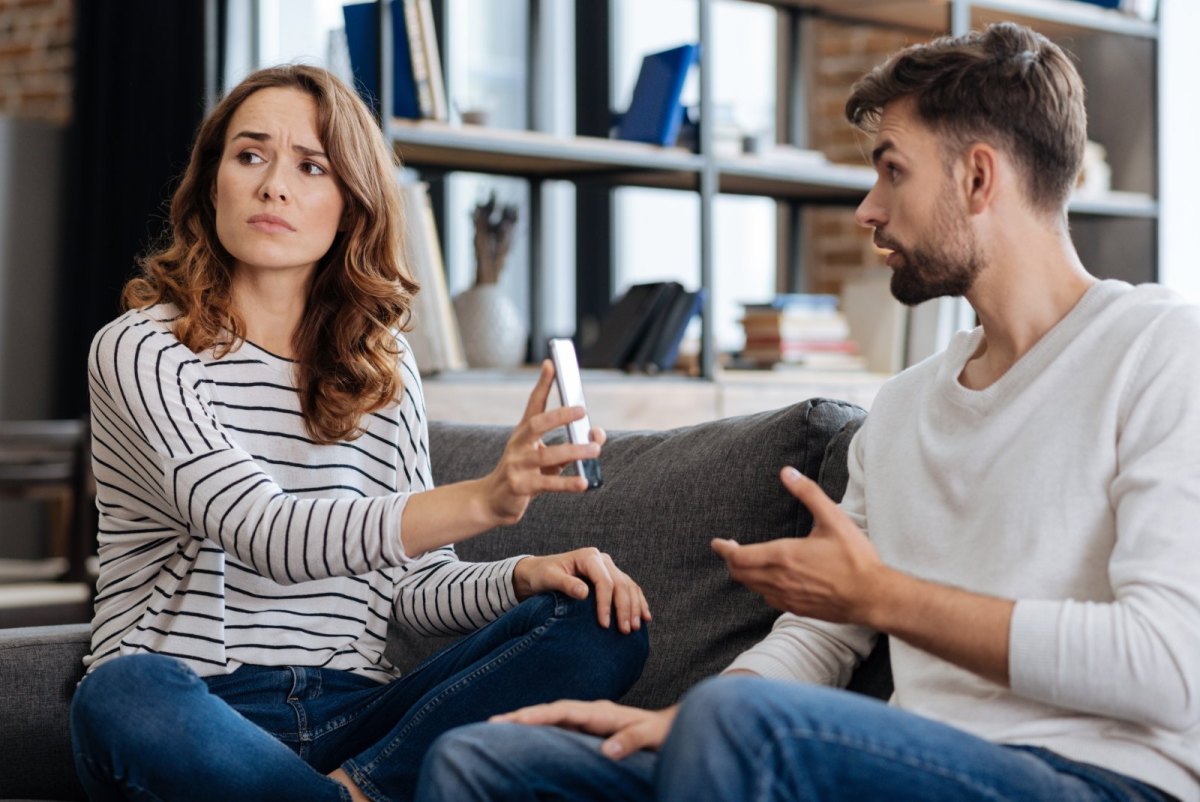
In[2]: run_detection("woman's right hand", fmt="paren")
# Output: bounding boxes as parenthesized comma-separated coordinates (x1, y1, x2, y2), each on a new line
(479, 359, 604, 526)
(399, 360, 603, 557)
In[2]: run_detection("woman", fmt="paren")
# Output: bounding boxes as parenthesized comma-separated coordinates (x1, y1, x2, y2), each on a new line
(70, 64, 649, 802)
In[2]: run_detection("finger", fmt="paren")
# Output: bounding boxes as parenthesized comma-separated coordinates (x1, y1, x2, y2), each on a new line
(712, 538, 777, 570)
(528, 405, 587, 440)
(638, 585, 652, 623)
(582, 550, 615, 629)
(535, 441, 600, 470)
(780, 466, 842, 522)
(590, 427, 607, 447)
(602, 719, 664, 760)
(521, 360, 556, 421)
(531, 474, 591, 494)
(491, 700, 631, 733)
(605, 565, 635, 635)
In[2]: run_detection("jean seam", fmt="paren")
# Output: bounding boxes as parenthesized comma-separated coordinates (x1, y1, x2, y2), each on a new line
(753, 725, 1027, 802)
(352, 596, 564, 782)
(342, 759, 390, 802)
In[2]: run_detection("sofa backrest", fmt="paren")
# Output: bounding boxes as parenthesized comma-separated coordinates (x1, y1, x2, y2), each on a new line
(388, 398, 868, 709)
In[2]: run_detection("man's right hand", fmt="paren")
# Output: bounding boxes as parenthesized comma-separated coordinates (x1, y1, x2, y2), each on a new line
(490, 700, 678, 760)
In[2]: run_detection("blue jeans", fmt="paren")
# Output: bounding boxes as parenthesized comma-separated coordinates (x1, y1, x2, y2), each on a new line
(416, 676, 1175, 802)
(70, 592, 648, 802)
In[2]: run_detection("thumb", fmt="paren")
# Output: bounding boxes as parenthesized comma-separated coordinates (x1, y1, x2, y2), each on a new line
(548, 564, 589, 599)
(780, 466, 840, 522)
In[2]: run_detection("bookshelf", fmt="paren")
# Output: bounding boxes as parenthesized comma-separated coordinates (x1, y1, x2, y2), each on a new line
(372, 0, 1160, 391)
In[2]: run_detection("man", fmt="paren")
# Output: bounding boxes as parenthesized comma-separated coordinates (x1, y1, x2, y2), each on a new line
(414, 22, 1200, 802)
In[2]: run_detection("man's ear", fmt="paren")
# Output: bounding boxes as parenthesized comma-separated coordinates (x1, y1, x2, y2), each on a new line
(962, 142, 998, 215)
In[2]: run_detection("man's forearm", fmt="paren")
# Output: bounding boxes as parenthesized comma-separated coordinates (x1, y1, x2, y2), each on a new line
(864, 569, 1015, 686)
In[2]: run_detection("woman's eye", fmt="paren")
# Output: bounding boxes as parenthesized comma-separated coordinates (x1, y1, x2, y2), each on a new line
(237, 151, 264, 165)
(300, 161, 327, 177)
(887, 164, 901, 181)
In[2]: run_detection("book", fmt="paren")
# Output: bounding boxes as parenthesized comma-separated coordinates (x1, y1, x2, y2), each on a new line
(615, 43, 699, 147)
(641, 288, 704, 374)
(343, 0, 420, 119)
(579, 282, 677, 369)
(741, 293, 839, 313)
(414, 0, 449, 121)
(398, 179, 466, 373)
(625, 282, 684, 372)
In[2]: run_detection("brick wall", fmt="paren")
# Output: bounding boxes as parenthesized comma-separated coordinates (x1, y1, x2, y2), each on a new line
(0, 0, 72, 124)
(806, 18, 914, 295)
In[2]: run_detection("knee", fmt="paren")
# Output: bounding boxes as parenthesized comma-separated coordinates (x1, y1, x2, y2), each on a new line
(555, 591, 649, 691)
(418, 723, 522, 801)
(72, 654, 199, 749)
(672, 675, 789, 753)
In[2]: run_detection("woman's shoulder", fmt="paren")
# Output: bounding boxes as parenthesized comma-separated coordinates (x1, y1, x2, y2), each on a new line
(90, 303, 190, 366)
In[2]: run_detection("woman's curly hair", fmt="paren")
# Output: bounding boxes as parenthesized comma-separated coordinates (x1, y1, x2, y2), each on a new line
(123, 64, 419, 444)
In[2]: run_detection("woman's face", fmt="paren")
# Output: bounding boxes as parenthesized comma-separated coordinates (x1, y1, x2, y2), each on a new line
(214, 87, 345, 281)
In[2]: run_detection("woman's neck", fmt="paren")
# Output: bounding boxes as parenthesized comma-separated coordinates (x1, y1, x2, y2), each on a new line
(229, 265, 313, 359)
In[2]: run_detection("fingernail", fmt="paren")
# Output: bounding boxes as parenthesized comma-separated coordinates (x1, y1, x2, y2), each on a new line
(784, 467, 801, 480)
(602, 740, 624, 758)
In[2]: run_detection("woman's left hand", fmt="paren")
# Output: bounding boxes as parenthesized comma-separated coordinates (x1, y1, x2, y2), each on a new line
(512, 548, 652, 634)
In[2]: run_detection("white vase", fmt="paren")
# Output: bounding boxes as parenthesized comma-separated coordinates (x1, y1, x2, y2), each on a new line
(452, 283, 528, 368)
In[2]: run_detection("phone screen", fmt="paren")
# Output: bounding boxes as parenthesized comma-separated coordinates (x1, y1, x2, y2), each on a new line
(548, 338, 603, 489)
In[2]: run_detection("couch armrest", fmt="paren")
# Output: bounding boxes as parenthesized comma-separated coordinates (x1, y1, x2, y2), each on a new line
(0, 623, 89, 800)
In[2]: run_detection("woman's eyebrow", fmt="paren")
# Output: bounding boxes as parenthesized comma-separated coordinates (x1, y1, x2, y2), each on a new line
(230, 130, 327, 159)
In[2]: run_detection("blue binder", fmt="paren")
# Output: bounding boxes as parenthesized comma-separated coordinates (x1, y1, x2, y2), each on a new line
(343, 1, 420, 119)
(616, 43, 699, 147)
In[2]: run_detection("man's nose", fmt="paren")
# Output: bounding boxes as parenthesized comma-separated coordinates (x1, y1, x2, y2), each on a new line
(855, 184, 886, 229)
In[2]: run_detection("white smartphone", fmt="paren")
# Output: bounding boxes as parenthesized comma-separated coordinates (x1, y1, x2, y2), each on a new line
(548, 338, 603, 489)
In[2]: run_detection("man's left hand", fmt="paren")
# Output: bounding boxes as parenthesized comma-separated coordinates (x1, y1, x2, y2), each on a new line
(712, 466, 886, 625)
(513, 548, 651, 634)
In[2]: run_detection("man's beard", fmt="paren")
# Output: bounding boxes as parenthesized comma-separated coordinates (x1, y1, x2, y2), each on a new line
(880, 196, 983, 307)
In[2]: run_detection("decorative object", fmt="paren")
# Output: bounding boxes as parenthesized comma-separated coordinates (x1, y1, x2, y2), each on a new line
(453, 193, 524, 367)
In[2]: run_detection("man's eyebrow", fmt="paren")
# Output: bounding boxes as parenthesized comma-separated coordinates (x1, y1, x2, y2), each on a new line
(229, 131, 328, 159)
(871, 139, 896, 167)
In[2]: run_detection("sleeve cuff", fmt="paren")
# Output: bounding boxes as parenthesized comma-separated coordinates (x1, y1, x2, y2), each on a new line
(1009, 598, 1063, 699)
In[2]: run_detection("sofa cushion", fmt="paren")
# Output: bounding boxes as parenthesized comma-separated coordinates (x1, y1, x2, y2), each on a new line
(0, 622, 90, 801)
(387, 398, 867, 709)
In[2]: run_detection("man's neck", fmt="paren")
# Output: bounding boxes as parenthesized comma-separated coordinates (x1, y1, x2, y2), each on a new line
(229, 265, 314, 359)
(959, 224, 1095, 391)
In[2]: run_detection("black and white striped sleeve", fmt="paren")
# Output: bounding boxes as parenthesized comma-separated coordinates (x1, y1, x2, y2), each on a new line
(389, 342, 525, 635)
(89, 315, 413, 584)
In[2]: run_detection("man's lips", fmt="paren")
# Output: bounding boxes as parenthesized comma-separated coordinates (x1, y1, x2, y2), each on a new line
(247, 214, 295, 233)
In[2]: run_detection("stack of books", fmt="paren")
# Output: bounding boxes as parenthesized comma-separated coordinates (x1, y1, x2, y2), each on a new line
(739, 295, 864, 370)
(579, 282, 705, 374)
(344, 0, 448, 121)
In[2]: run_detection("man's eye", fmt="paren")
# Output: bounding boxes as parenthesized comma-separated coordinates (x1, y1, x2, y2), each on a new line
(237, 151, 264, 165)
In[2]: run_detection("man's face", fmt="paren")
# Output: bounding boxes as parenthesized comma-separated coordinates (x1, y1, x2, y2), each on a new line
(855, 98, 983, 307)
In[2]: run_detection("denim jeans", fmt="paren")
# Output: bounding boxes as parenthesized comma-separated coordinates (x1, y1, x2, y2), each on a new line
(416, 675, 1175, 802)
(70, 592, 648, 802)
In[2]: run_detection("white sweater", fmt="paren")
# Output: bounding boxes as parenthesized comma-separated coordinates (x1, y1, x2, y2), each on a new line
(729, 281, 1200, 802)
(84, 305, 522, 681)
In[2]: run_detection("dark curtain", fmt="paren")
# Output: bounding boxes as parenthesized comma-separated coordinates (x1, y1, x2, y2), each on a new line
(57, 2, 211, 417)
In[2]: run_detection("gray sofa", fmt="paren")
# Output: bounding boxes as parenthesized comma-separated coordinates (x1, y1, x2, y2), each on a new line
(0, 398, 886, 801)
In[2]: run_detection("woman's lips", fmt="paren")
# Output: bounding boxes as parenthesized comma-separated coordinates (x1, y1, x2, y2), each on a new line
(247, 214, 294, 233)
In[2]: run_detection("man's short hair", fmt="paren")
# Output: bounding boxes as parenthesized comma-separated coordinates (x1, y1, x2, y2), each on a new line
(845, 22, 1087, 214)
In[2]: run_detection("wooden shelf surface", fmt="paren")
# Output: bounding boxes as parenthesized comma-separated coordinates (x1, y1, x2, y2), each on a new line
(746, 0, 1156, 39)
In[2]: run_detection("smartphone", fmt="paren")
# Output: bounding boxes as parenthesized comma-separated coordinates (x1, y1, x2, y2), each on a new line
(548, 338, 603, 490)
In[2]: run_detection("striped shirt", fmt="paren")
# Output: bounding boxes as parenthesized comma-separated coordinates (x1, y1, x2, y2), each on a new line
(83, 304, 522, 681)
